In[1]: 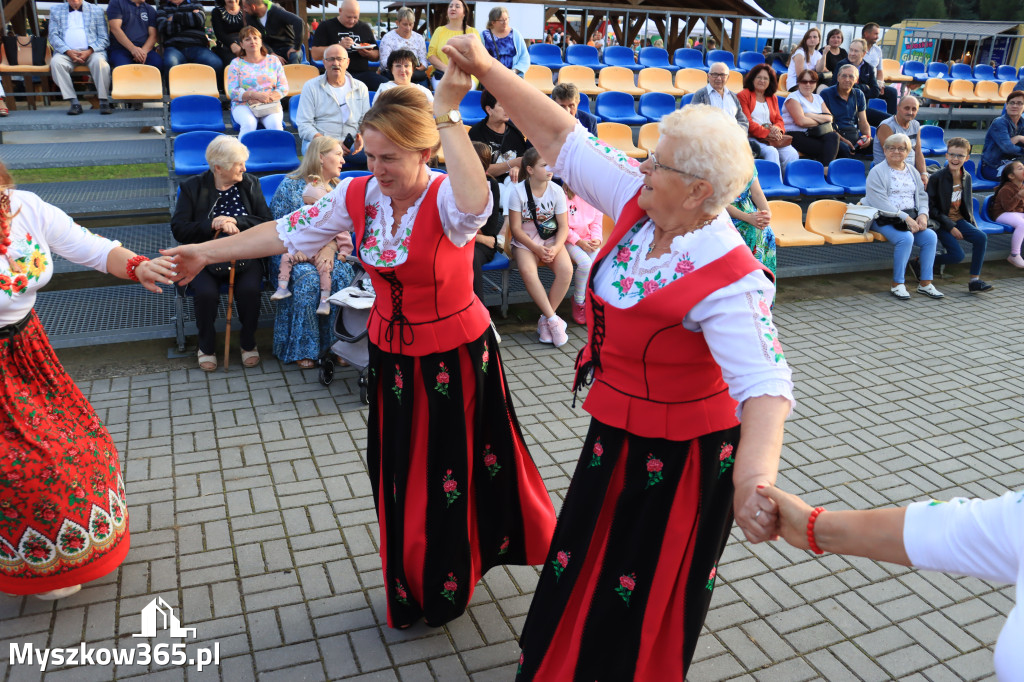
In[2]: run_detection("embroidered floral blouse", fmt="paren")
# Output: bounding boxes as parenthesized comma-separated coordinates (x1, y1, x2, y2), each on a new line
(274, 169, 493, 268)
(226, 56, 289, 106)
(0, 191, 120, 326)
(553, 125, 794, 416)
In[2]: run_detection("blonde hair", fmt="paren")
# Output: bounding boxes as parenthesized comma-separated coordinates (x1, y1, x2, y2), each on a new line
(395, 6, 414, 23)
(290, 136, 342, 182)
(657, 105, 753, 214)
(848, 38, 867, 52)
(883, 132, 912, 151)
(205, 135, 249, 170)
(360, 85, 439, 154)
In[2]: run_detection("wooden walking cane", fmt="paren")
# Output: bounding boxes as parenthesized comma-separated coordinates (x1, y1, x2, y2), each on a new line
(223, 259, 236, 372)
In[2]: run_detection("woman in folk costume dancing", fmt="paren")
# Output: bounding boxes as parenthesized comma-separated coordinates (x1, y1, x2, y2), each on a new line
(0, 162, 176, 599)
(163, 64, 556, 628)
(445, 35, 796, 680)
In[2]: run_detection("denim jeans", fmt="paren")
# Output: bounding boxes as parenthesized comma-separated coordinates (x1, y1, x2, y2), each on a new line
(109, 44, 163, 70)
(162, 46, 223, 74)
(872, 220, 937, 283)
(934, 220, 987, 276)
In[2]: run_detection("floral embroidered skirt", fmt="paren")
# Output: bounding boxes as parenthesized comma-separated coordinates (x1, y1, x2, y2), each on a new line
(366, 327, 556, 629)
(0, 313, 129, 595)
(269, 257, 355, 364)
(515, 419, 740, 681)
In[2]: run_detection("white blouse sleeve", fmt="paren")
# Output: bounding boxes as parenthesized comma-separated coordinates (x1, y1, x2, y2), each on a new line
(904, 492, 1023, 586)
(26, 192, 119, 272)
(275, 177, 355, 256)
(551, 124, 645, 221)
(686, 271, 795, 419)
(437, 174, 494, 248)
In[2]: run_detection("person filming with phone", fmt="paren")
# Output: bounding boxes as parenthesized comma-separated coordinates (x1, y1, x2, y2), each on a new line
(295, 43, 371, 168)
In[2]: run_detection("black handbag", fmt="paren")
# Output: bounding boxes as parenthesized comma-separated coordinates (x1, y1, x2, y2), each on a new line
(2, 35, 47, 66)
(805, 122, 834, 138)
(205, 260, 255, 277)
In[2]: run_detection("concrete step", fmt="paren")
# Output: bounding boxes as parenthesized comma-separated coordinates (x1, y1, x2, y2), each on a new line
(2, 139, 167, 169)
(20, 177, 172, 217)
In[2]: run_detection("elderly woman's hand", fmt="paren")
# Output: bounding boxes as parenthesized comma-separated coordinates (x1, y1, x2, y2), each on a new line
(916, 214, 929, 232)
(442, 33, 495, 80)
(734, 478, 779, 544)
(314, 243, 337, 273)
(904, 216, 918, 231)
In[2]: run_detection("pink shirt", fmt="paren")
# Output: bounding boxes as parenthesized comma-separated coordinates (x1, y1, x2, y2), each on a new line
(566, 194, 603, 245)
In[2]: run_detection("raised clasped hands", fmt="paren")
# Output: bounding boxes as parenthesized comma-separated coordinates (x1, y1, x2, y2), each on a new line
(432, 54, 473, 113)
(441, 34, 495, 81)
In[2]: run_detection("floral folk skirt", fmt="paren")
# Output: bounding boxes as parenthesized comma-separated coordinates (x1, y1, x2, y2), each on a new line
(515, 419, 740, 681)
(366, 327, 557, 628)
(0, 313, 129, 594)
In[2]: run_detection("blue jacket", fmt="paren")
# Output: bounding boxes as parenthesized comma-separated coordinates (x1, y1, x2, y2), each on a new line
(48, 1, 110, 54)
(981, 114, 1024, 173)
(577, 109, 599, 136)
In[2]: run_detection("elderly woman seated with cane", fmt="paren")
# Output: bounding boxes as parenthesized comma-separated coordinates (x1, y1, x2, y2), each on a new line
(171, 135, 273, 370)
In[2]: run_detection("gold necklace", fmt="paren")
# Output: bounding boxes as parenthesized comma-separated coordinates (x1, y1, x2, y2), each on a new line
(645, 217, 715, 256)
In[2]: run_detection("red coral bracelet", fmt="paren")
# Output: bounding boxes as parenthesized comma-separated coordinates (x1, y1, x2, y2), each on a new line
(126, 255, 150, 282)
(806, 507, 826, 554)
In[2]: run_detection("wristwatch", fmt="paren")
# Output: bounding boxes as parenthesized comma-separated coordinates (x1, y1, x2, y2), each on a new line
(434, 109, 461, 128)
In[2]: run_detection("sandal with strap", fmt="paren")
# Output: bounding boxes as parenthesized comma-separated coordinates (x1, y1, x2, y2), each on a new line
(296, 358, 316, 369)
(198, 350, 217, 372)
(241, 348, 260, 368)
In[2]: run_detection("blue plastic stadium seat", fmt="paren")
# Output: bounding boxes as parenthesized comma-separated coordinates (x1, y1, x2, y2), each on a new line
(950, 63, 975, 83)
(927, 62, 950, 80)
(738, 51, 765, 73)
(638, 47, 679, 74)
(973, 64, 996, 82)
(603, 46, 643, 72)
(339, 170, 373, 180)
(459, 90, 486, 125)
(638, 92, 676, 122)
(288, 93, 300, 130)
(964, 160, 998, 191)
(674, 48, 708, 72)
(754, 159, 800, 199)
(577, 91, 592, 114)
(240, 129, 300, 173)
(919, 125, 947, 156)
(595, 91, 646, 125)
(679, 93, 694, 107)
(369, 90, 375, 105)
(567, 45, 604, 71)
(996, 64, 1019, 83)
(901, 61, 926, 80)
(868, 98, 887, 112)
(706, 49, 737, 71)
(174, 131, 223, 175)
(480, 251, 510, 316)
(529, 43, 567, 70)
(771, 58, 788, 74)
(259, 173, 287, 203)
(981, 194, 1014, 233)
(776, 94, 787, 110)
(170, 95, 225, 133)
(784, 159, 843, 196)
(974, 196, 1008, 234)
(827, 158, 867, 195)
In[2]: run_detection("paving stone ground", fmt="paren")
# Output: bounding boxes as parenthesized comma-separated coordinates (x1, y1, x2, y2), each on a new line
(2, 276, 1022, 681)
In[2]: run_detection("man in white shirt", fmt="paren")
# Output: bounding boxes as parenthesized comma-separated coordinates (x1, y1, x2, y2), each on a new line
(690, 62, 760, 157)
(861, 21, 898, 115)
(48, 0, 112, 114)
(295, 43, 371, 166)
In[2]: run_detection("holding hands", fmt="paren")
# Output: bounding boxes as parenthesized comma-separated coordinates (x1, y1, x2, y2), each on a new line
(133, 256, 178, 294)
(441, 34, 495, 81)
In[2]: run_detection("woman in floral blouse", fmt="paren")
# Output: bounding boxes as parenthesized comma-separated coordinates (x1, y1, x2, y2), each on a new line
(445, 35, 795, 680)
(227, 26, 288, 136)
(164, 65, 556, 630)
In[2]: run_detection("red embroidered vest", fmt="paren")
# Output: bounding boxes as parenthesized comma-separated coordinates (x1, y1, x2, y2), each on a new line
(346, 175, 490, 356)
(573, 191, 772, 441)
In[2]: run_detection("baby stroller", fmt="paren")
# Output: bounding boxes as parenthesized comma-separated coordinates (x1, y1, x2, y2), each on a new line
(318, 262, 374, 404)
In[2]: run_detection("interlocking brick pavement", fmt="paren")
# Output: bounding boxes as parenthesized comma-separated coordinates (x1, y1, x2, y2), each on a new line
(3, 277, 1022, 680)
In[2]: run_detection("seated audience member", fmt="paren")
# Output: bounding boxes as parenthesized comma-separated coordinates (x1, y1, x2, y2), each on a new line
(765, 42, 791, 70)
(171, 136, 272, 371)
(378, 6, 428, 84)
(0, 83, 6, 116)
(787, 28, 822, 92)
(470, 141, 506, 304)
(295, 44, 370, 163)
(469, 89, 532, 209)
(819, 64, 873, 157)
(817, 28, 847, 82)
(106, 0, 162, 69)
(427, 0, 482, 85)
(832, 39, 888, 126)
(211, 0, 245, 69)
(49, 0, 112, 115)
(157, 0, 223, 74)
(873, 96, 927, 187)
(991, 160, 1024, 268)
(311, 0, 385, 90)
(738, 64, 799, 170)
(980, 90, 1024, 181)
(481, 6, 530, 77)
(693, 62, 760, 157)
(551, 83, 598, 136)
(861, 22, 898, 114)
(864, 133, 942, 301)
(562, 183, 602, 324)
(377, 49, 433, 102)
(241, 0, 302, 64)
(727, 167, 776, 275)
(782, 70, 841, 166)
(925, 137, 992, 292)
(227, 26, 288, 135)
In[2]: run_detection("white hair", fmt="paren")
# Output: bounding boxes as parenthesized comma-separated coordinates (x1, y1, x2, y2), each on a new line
(658, 105, 753, 215)
(838, 63, 859, 79)
(205, 135, 249, 170)
(884, 132, 912, 151)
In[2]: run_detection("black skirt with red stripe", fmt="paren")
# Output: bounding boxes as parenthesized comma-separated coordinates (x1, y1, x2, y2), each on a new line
(366, 326, 556, 629)
(515, 419, 740, 681)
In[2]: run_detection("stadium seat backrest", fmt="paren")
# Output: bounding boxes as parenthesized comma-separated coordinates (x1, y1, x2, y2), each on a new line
(258, 174, 287, 203)
(529, 43, 566, 68)
(976, 80, 1002, 104)
(283, 63, 319, 97)
(638, 92, 676, 122)
(639, 47, 676, 71)
(679, 93, 694, 107)
(458, 90, 485, 125)
(768, 200, 825, 245)
(598, 66, 643, 93)
(706, 50, 735, 70)
(604, 46, 639, 68)
(288, 93, 300, 126)
(637, 67, 684, 95)
(168, 63, 219, 99)
(974, 64, 996, 82)
(927, 62, 949, 79)
(595, 122, 646, 158)
(111, 64, 163, 100)
(567, 44, 602, 68)
(999, 80, 1016, 99)
(595, 90, 639, 119)
(949, 79, 981, 101)
(738, 51, 765, 72)
(525, 65, 555, 94)
(674, 48, 707, 71)
(950, 63, 973, 81)
(674, 68, 708, 94)
(637, 122, 659, 153)
(726, 70, 743, 93)
(578, 91, 592, 114)
(827, 158, 867, 192)
(170, 94, 225, 133)
(558, 65, 603, 95)
(919, 125, 947, 155)
(173, 131, 223, 174)
(902, 61, 925, 78)
(996, 65, 1018, 82)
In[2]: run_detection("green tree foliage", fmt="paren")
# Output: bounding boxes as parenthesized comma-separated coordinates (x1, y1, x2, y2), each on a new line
(978, 0, 1024, 21)
(914, 0, 948, 18)
(948, 0, 980, 19)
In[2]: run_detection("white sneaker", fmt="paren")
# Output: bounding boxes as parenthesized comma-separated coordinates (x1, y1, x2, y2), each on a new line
(316, 298, 330, 315)
(917, 283, 945, 299)
(1008, 253, 1024, 268)
(890, 284, 911, 300)
(270, 285, 291, 300)
(547, 315, 570, 348)
(537, 316, 552, 343)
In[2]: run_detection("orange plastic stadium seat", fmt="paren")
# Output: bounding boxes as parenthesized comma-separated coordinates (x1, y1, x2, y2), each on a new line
(598, 66, 645, 96)
(777, 73, 788, 91)
(804, 199, 874, 244)
(1000, 80, 1016, 99)
(674, 68, 708, 94)
(283, 63, 319, 97)
(557, 65, 604, 96)
(638, 122, 660, 154)
(596, 122, 646, 158)
(768, 200, 825, 246)
(883, 59, 912, 83)
(168, 63, 219, 99)
(525, 65, 554, 94)
(726, 70, 743, 94)
(976, 80, 1004, 105)
(923, 78, 960, 104)
(637, 67, 685, 97)
(111, 64, 163, 100)
(949, 79, 986, 104)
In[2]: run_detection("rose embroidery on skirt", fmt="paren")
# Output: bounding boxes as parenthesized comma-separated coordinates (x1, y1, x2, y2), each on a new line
(588, 438, 604, 468)
(442, 469, 461, 507)
(441, 572, 458, 603)
(391, 364, 403, 403)
(706, 565, 717, 591)
(718, 443, 735, 478)
(517, 653, 524, 676)
(481, 341, 490, 373)
(551, 550, 570, 581)
(645, 454, 664, 489)
(394, 579, 410, 606)
(482, 444, 501, 479)
(435, 362, 451, 398)
(498, 535, 510, 555)
(615, 572, 637, 606)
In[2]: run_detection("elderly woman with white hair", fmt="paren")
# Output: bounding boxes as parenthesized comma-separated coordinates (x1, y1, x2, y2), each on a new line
(444, 35, 795, 680)
(171, 135, 273, 370)
(863, 132, 942, 301)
